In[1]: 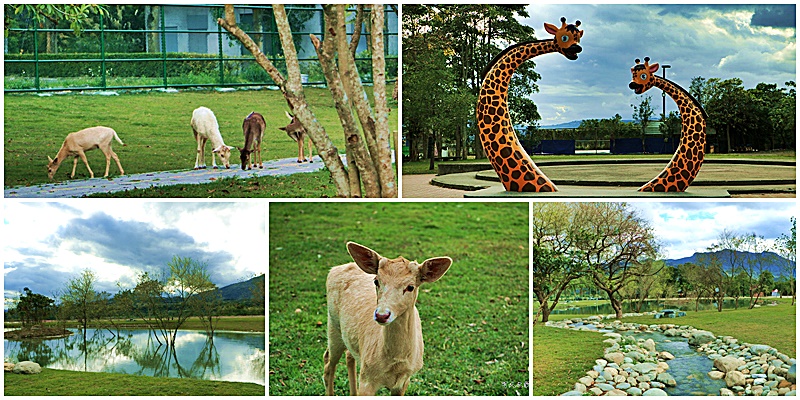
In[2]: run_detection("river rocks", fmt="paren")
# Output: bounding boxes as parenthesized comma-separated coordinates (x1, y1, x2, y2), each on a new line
(562, 390, 584, 396)
(631, 362, 658, 375)
(714, 356, 747, 373)
(579, 376, 595, 387)
(719, 388, 734, 396)
(658, 351, 675, 361)
(788, 364, 796, 383)
(725, 371, 746, 387)
(605, 352, 625, 365)
(642, 388, 668, 396)
(12, 361, 41, 374)
(688, 330, 716, 345)
(607, 388, 628, 396)
(708, 371, 725, 380)
(596, 383, 616, 392)
(574, 382, 588, 393)
(751, 344, 773, 355)
(656, 372, 676, 387)
(642, 339, 657, 352)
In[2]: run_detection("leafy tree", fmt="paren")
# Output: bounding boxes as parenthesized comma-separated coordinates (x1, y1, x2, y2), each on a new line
(631, 95, 654, 152)
(776, 216, 796, 305)
(60, 269, 103, 335)
(572, 203, 659, 319)
(16, 287, 55, 327)
(531, 203, 589, 324)
(659, 111, 681, 139)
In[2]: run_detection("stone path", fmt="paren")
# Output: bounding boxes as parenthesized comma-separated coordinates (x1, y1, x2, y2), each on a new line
(5, 155, 334, 198)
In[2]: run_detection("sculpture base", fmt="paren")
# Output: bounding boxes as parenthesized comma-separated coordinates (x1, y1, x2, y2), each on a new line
(464, 186, 731, 198)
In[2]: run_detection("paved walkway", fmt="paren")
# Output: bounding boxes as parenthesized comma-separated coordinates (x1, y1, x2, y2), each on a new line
(5, 155, 334, 198)
(402, 174, 471, 198)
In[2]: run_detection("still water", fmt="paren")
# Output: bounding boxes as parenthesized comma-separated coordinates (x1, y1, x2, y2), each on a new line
(4, 328, 265, 386)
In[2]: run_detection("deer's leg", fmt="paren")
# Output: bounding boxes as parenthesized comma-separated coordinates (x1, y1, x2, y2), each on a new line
(194, 132, 205, 169)
(323, 339, 346, 395)
(101, 147, 112, 177)
(256, 138, 263, 168)
(345, 351, 357, 395)
(110, 149, 124, 175)
(307, 135, 314, 163)
(297, 137, 305, 163)
(77, 151, 94, 178)
(390, 379, 410, 396)
(71, 156, 79, 178)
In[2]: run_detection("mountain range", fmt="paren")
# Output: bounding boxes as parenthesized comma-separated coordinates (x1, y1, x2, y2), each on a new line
(215, 274, 264, 301)
(664, 250, 795, 277)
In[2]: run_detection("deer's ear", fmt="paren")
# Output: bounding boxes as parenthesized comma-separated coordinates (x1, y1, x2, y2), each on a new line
(544, 22, 558, 36)
(347, 242, 381, 275)
(419, 257, 452, 283)
(48, 156, 54, 163)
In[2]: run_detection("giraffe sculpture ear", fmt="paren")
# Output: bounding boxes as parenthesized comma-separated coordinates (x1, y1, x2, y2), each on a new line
(649, 63, 660, 74)
(544, 22, 558, 35)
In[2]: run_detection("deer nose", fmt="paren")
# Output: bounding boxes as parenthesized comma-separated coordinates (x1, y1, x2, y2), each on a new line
(374, 310, 392, 324)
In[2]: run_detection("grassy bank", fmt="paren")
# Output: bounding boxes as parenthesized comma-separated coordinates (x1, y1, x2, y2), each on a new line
(269, 202, 529, 395)
(532, 299, 797, 395)
(4, 368, 265, 396)
(532, 325, 606, 396)
(4, 86, 396, 188)
(624, 300, 796, 358)
(4, 315, 265, 333)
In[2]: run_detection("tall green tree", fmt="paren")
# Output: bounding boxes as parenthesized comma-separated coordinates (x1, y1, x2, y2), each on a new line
(776, 216, 796, 305)
(631, 95, 654, 152)
(60, 269, 103, 335)
(15, 287, 55, 327)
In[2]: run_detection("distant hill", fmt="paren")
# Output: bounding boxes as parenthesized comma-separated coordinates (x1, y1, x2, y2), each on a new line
(665, 250, 795, 277)
(216, 274, 264, 301)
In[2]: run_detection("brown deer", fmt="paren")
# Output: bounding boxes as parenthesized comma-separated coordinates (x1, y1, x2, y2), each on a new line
(278, 111, 314, 163)
(324, 242, 452, 395)
(238, 112, 266, 170)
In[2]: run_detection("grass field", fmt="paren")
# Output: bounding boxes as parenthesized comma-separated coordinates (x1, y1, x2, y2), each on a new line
(532, 299, 797, 395)
(402, 150, 796, 175)
(269, 202, 530, 395)
(3, 368, 265, 396)
(86, 170, 339, 198)
(4, 85, 396, 188)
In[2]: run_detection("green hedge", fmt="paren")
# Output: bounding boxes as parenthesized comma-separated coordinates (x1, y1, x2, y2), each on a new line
(4, 52, 262, 79)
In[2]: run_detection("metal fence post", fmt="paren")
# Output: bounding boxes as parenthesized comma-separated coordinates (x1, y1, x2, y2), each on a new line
(33, 23, 40, 91)
(100, 13, 107, 88)
(161, 7, 167, 88)
(218, 6, 224, 85)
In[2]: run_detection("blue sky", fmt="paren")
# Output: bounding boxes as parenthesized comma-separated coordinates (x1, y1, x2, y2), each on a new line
(628, 202, 796, 259)
(4, 202, 265, 304)
(518, 4, 796, 125)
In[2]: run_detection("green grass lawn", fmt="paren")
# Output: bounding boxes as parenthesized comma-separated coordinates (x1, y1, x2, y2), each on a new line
(403, 150, 796, 175)
(532, 325, 606, 396)
(269, 202, 529, 395)
(533, 299, 797, 395)
(4, 86, 396, 188)
(4, 368, 265, 396)
(86, 170, 339, 198)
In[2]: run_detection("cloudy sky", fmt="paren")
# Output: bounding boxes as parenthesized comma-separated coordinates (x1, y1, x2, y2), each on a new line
(519, 4, 796, 125)
(4, 202, 265, 304)
(628, 202, 796, 260)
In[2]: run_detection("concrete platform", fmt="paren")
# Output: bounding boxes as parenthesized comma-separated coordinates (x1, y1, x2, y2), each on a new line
(464, 185, 731, 198)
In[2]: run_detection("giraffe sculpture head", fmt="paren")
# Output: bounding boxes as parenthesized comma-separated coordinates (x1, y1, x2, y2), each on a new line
(629, 57, 659, 94)
(543, 17, 584, 60)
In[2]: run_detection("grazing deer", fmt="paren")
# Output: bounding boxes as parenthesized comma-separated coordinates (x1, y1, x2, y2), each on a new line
(324, 242, 452, 395)
(47, 126, 125, 179)
(239, 112, 266, 170)
(278, 111, 314, 163)
(191, 106, 233, 169)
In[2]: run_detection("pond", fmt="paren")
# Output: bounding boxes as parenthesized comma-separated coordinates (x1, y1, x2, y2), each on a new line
(552, 298, 754, 315)
(4, 328, 265, 386)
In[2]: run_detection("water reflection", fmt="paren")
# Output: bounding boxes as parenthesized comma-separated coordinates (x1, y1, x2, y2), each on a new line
(4, 329, 265, 386)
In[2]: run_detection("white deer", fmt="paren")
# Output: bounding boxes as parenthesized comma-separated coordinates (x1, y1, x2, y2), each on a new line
(324, 242, 452, 395)
(46, 126, 125, 179)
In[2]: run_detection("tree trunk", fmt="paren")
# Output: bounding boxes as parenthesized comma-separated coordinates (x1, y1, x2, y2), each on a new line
(349, 5, 364, 57)
(217, 5, 350, 196)
(369, 4, 398, 198)
(309, 12, 379, 197)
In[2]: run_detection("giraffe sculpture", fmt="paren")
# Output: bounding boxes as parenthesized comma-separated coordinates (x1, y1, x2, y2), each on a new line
(629, 57, 707, 192)
(476, 17, 583, 192)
